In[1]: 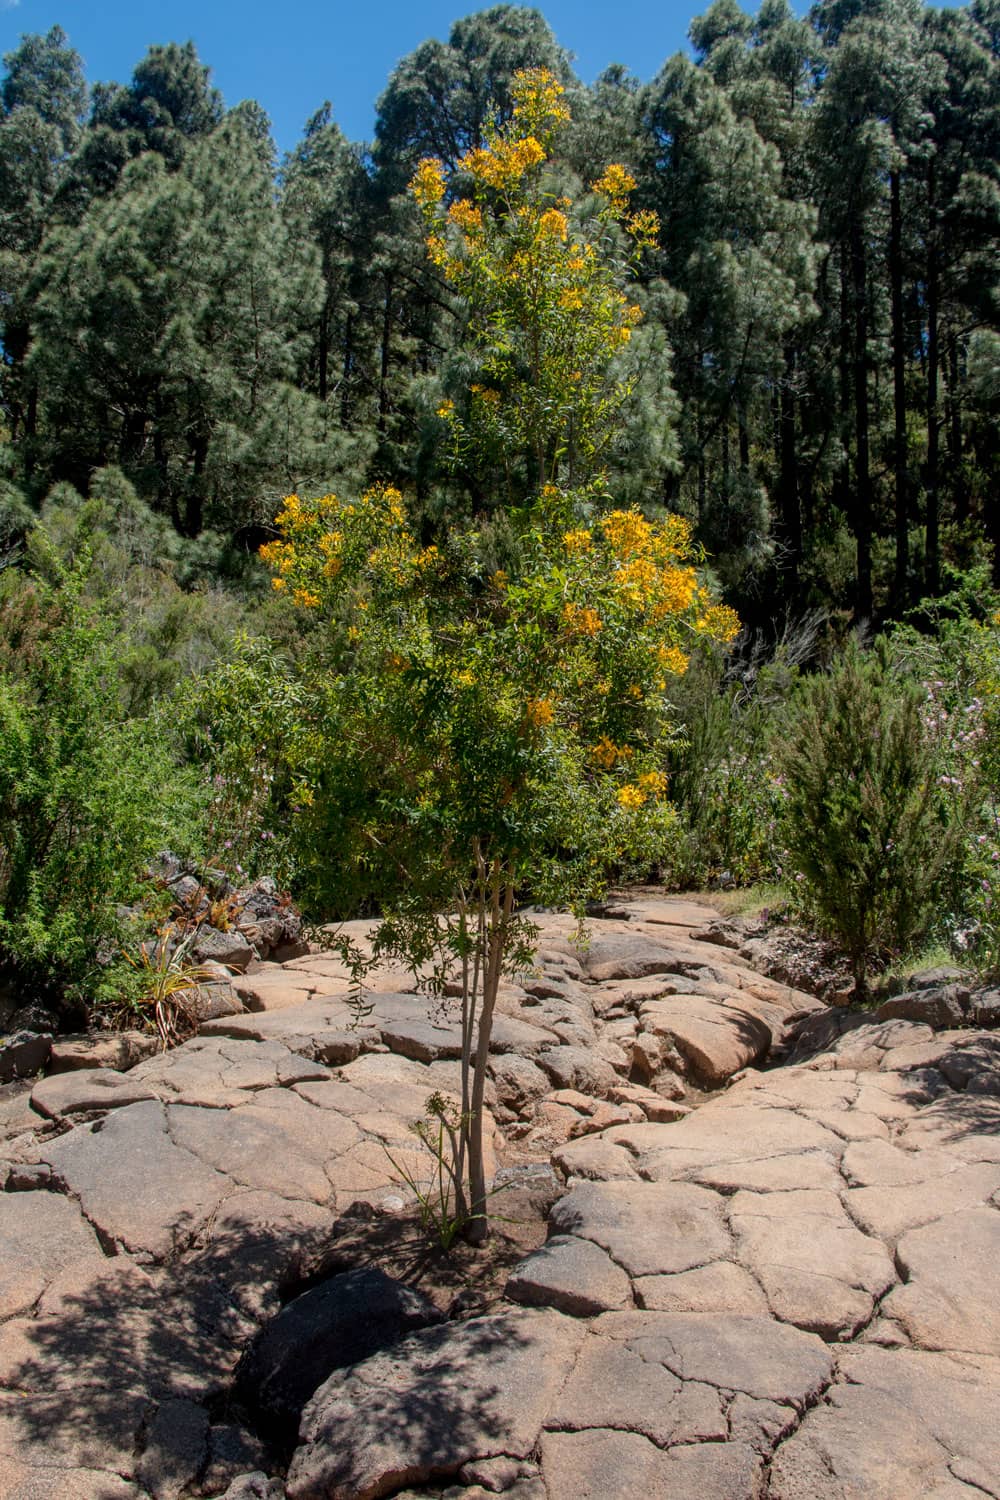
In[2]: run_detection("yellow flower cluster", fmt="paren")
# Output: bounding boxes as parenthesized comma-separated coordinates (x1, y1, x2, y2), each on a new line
(459, 136, 546, 190)
(615, 555, 659, 601)
(524, 696, 556, 728)
(471, 384, 501, 406)
(259, 539, 296, 574)
(537, 207, 568, 241)
(654, 642, 690, 677)
(695, 602, 741, 643)
(638, 769, 669, 796)
(511, 67, 571, 137)
(592, 736, 622, 769)
(437, 398, 455, 419)
(447, 198, 483, 234)
(651, 566, 698, 620)
(411, 157, 446, 208)
(562, 602, 603, 636)
(602, 508, 693, 565)
(627, 209, 660, 247)
(617, 783, 646, 810)
(426, 233, 451, 269)
(592, 163, 637, 212)
(601, 508, 652, 558)
(562, 529, 592, 554)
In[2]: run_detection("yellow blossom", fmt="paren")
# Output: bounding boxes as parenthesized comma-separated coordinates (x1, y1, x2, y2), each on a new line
(695, 602, 741, 643)
(437, 398, 455, 419)
(638, 770, 669, 796)
(524, 696, 556, 728)
(562, 602, 602, 636)
(426, 233, 450, 268)
(271, 575, 285, 591)
(459, 135, 546, 189)
(602, 509, 652, 559)
(655, 643, 689, 676)
(447, 198, 483, 234)
(592, 163, 637, 212)
(292, 587, 320, 609)
(563, 529, 592, 554)
(537, 207, 568, 240)
(651, 566, 698, 619)
(410, 156, 446, 208)
(617, 783, 647, 810)
(592, 736, 620, 769)
(627, 208, 660, 246)
(511, 67, 571, 136)
(615, 556, 659, 601)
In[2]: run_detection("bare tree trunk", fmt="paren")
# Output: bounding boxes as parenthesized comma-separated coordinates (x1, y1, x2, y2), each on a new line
(465, 858, 514, 1246)
(851, 218, 873, 621)
(925, 158, 941, 598)
(890, 165, 909, 607)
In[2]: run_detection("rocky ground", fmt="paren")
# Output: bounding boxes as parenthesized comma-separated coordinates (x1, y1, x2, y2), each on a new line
(0, 896, 998, 1499)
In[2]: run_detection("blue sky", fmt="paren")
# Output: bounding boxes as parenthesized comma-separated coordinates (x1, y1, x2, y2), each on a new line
(0, 0, 705, 155)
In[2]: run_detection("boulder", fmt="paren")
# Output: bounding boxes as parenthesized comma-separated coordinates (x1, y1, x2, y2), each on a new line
(286, 1309, 584, 1500)
(535, 1046, 619, 1095)
(506, 1234, 632, 1316)
(30, 1067, 159, 1121)
(875, 984, 971, 1030)
(49, 1031, 159, 1074)
(0, 1030, 51, 1083)
(186, 983, 246, 1023)
(639, 994, 772, 1085)
(192, 928, 255, 973)
(970, 988, 1000, 1028)
(235, 1267, 442, 1443)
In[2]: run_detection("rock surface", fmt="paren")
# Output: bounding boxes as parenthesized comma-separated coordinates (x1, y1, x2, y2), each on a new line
(2, 896, 998, 1499)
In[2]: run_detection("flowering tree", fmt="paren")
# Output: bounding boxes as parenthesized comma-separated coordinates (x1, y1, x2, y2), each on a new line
(262, 71, 737, 1242)
(410, 66, 659, 502)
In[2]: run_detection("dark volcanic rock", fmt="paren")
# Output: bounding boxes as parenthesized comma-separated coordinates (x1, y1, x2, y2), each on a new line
(0, 1030, 52, 1083)
(875, 984, 971, 1030)
(234, 1267, 443, 1443)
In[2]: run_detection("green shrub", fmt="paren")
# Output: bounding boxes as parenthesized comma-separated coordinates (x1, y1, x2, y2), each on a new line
(0, 547, 201, 1006)
(665, 625, 816, 888)
(777, 639, 959, 991)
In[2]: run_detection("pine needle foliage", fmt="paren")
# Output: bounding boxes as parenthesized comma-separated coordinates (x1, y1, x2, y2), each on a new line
(777, 639, 959, 991)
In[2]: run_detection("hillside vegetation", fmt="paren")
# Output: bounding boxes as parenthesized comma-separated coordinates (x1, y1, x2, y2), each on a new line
(0, 1, 998, 1025)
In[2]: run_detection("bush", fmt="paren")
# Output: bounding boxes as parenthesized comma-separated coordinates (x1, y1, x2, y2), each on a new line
(0, 546, 201, 1008)
(665, 623, 818, 887)
(777, 639, 959, 991)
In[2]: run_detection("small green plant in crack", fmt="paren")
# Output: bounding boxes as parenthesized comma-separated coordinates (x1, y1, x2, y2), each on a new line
(383, 1091, 515, 1252)
(116, 928, 224, 1047)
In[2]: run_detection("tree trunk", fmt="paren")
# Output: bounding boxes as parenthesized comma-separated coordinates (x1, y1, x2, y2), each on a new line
(377, 275, 394, 438)
(948, 335, 967, 524)
(464, 866, 514, 1246)
(925, 157, 941, 598)
(777, 343, 801, 595)
(890, 165, 909, 608)
(341, 310, 354, 427)
(851, 218, 873, 622)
